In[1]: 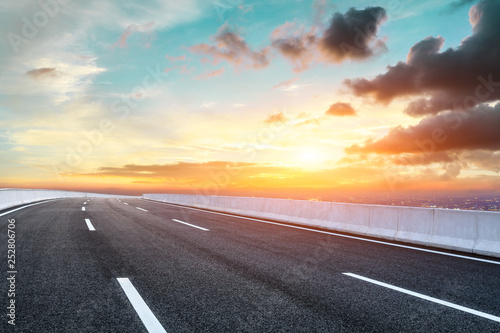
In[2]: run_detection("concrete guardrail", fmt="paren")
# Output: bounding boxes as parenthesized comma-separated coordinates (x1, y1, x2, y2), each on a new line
(0, 188, 136, 211)
(143, 193, 500, 258)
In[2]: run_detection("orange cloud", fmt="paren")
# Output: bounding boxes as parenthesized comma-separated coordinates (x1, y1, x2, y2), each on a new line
(196, 68, 225, 80)
(190, 24, 271, 70)
(113, 21, 154, 48)
(325, 102, 357, 116)
(264, 111, 288, 124)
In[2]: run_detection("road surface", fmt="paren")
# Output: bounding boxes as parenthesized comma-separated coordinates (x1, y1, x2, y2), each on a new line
(1, 197, 499, 332)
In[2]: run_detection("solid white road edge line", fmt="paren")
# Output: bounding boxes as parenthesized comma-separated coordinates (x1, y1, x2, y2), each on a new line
(142, 200, 500, 266)
(85, 218, 96, 231)
(117, 278, 167, 333)
(343, 273, 500, 323)
(0, 199, 59, 217)
(171, 219, 209, 231)
(136, 207, 148, 212)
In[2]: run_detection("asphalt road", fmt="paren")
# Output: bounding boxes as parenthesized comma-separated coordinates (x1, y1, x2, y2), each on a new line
(1, 197, 500, 332)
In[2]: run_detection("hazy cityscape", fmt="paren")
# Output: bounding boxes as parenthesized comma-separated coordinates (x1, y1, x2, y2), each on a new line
(321, 192, 500, 212)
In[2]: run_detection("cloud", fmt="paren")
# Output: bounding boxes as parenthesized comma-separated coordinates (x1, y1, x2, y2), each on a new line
(74, 160, 388, 191)
(325, 102, 357, 116)
(345, 0, 500, 116)
(196, 68, 225, 80)
(346, 103, 500, 154)
(271, 22, 318, 72)
(193, 6, 388, 73)
(26, 68, 59, 80)
(264, 111, 288, 124)
(295, 117, 322, 127)
(464, 150, 500, 172)
(319, 6, 387, 62)
(391, 152, 456, 166)
(189, 24, 271, 70)
(313, 0, 334, 28)
(113, 21, 154, 48)
(81, 161, 254, 179)
(270, 7, 387, 72)
(201, 101, 215, 109)
(271, 77, 302, 94)
(166, 54, 186, 61)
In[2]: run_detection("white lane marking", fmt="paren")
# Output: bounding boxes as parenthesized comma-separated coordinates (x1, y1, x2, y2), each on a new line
(343, 272, 500, 323)
(0, 199, 59, 217)
(143, 200, 500, 266)
(124, 202, 129, 205)
(85, 218, 95, 231)
(136, 207, 148, 212)
(84, 202, 87, 205)
(82, 207, 86, 211)
(117, 278, 167, 333)
(172, 219, 209, 231)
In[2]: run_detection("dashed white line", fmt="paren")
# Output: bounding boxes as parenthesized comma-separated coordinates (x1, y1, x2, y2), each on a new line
(117, 278, 167, 333)
(84, 202, 87, 205)
(142, 200, 500, 266)
(171, 219, 209, 231)
(343, 273, 500, 323)
(124, 202, 129, 205)
(82, 207, 86, 211)
(85, 218, 96, 231)
(136, 207, 148, 212)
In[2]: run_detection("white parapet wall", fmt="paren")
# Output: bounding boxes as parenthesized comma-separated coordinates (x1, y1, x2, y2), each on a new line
(0, 188, 137, 211)
(142, 193, 500, 258)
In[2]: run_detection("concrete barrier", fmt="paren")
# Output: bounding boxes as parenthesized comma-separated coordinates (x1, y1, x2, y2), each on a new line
(367, 205, 399, 239)
(473, 211, 500, 257)
(393, 207, 434, 247)
(142, 193, 500, 258)
(331, 203, 370, 235)
(0, 188, 137, 211)
(292, 200, 331, 228)
(430, 209, 478, 252)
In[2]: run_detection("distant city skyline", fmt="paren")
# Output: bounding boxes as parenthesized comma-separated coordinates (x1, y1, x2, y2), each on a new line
(1, 0, 499, 197)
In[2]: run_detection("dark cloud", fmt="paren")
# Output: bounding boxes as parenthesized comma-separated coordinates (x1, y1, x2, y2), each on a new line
(325, 102, 357, 116)
(195, 6, 387, 73)
(264, 111, 288, 124)
(345, 0, 500, 116)
(26, 68, 58, 79)
(346, 103, 500, 154)
(190, 24, 270, 70)
(320, 6, 387, 62)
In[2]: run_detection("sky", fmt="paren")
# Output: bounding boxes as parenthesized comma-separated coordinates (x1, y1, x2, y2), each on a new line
(0, 0, 499, 197)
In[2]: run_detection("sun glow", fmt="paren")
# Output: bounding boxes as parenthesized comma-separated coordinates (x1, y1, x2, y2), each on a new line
(293, 147, 326, 169)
